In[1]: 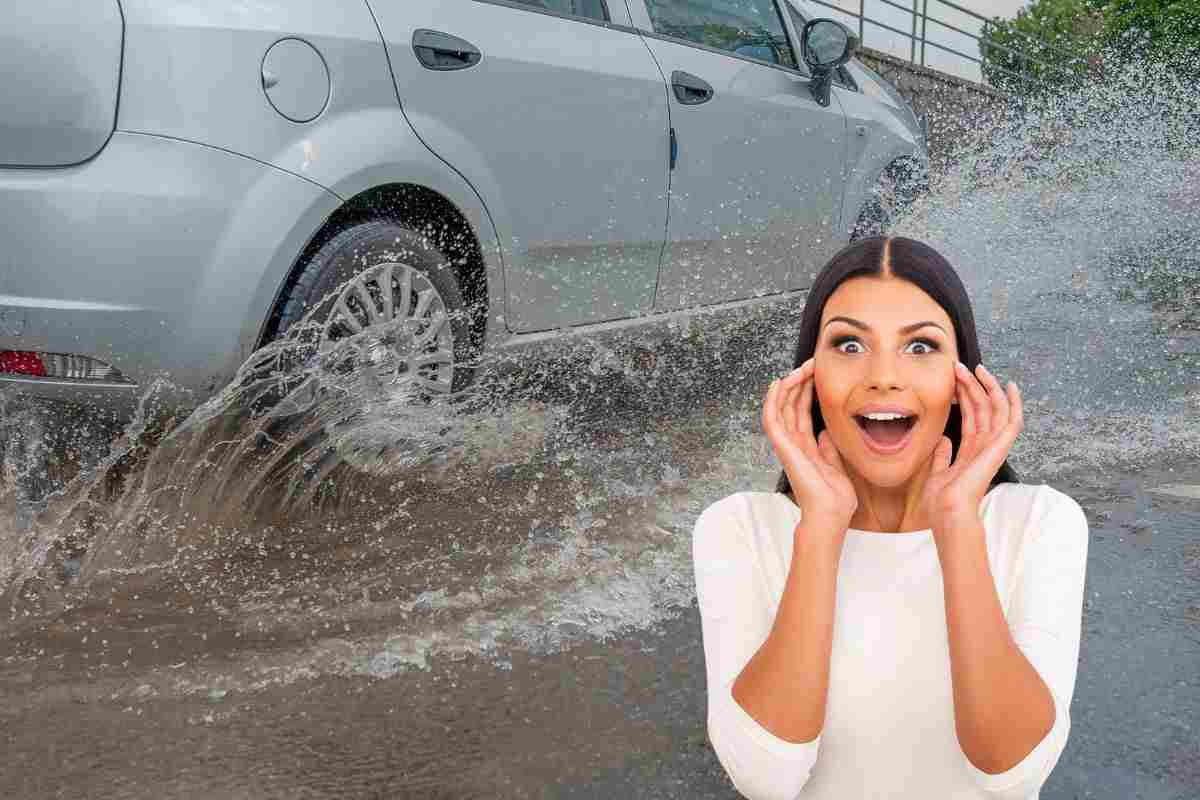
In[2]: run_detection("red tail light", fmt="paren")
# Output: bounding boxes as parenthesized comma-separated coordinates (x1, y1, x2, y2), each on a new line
(0, 351, 47, 377)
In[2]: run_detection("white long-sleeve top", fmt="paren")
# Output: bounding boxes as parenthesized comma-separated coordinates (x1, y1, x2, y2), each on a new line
(692, 481, 1089, 800)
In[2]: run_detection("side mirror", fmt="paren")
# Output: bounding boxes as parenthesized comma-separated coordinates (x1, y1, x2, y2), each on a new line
(801, 19, 859, 107)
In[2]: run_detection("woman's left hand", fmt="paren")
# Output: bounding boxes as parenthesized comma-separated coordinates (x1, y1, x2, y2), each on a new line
(923, 362, 1023, 532)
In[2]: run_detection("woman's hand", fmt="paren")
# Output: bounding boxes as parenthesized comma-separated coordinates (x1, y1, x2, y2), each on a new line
(763, 358, 859, 535)
(923, 362, 1023, 530)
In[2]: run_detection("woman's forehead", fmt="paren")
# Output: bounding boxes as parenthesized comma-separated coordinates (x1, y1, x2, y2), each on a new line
(821, 277, 951, 327)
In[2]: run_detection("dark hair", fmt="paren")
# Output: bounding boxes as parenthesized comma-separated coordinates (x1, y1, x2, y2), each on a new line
(776, 235, 1020, 496)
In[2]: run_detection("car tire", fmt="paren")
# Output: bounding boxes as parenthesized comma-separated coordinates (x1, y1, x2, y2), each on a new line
(849, 158, 927, 242)
(247, 219, 477, 482)
(272, 219, 476, 395)
(849, 191, 889, 242)
(234, 219, 480, 488)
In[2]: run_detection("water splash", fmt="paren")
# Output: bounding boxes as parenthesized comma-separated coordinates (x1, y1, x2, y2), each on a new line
(1, 50, 1198, 693)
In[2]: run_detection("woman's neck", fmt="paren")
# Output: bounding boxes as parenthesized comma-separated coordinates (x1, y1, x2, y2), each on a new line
(845, 460, 935, 533)
(781, 456, 943, 532)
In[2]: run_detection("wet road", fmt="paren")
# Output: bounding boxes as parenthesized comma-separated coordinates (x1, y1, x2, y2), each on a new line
(3, 155, 1200, 796)
(3, 461, 1198, 799)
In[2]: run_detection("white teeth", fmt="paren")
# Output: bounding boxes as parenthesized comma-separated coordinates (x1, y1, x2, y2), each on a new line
(861, 412, 911, 421)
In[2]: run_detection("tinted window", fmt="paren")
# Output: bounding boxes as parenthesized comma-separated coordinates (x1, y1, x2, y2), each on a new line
(510, 0, 608, 22)
(644, 0, 798, 69)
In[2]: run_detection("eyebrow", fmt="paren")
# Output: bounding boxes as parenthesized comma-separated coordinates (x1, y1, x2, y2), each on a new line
(823, 316, 947, 335)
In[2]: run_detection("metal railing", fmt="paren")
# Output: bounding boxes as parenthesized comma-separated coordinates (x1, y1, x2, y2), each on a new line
(804, 0, 1088, 92)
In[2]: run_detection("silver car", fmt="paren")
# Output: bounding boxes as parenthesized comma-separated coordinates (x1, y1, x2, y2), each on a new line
(0, 0, 926, 424)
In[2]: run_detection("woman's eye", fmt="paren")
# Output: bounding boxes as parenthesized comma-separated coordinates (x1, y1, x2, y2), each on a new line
(831, 336, 939, 355)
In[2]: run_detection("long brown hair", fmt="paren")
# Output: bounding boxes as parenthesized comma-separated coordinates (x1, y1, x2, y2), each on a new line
(776, 235, 1020, 496)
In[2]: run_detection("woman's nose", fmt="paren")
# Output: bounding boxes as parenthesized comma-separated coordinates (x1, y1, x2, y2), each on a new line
(865, 352, 904, 390)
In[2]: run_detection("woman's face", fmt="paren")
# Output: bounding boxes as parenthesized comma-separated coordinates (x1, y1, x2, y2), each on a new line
(813, 275, 960, 488)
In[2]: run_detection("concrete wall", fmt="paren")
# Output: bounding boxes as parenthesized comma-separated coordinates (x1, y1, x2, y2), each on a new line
(856, 47, 1010, 171)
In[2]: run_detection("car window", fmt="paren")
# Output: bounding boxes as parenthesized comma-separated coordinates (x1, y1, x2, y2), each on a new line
(643, 0, 798, 69)
(786, 5, 857, 89)
(508, 0, 609, 22)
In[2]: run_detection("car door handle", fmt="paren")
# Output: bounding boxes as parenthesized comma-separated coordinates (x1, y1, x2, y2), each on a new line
(412, 29, 481, 71)
(671, 71, 713, 105)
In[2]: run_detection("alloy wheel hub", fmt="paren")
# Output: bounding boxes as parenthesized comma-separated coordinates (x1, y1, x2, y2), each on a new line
(315, 261, 457, 474)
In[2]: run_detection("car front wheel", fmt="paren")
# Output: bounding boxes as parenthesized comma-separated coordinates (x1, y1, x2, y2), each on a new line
(850, 157, 928, 241)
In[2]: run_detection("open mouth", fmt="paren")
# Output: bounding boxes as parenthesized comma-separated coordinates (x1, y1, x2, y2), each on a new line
(854, 415, 918, 452)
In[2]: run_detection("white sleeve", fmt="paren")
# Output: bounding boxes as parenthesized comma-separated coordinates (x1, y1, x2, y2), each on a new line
(693, 496, 821, 800)
(961, 488, 1089, 799)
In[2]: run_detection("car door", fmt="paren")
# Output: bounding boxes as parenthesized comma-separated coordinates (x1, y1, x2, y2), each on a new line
(627, 0, 850, 310)
(367, 0, 670, 333)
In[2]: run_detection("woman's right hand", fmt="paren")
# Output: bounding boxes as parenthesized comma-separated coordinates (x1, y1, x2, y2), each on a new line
(763, 357, 859, 536)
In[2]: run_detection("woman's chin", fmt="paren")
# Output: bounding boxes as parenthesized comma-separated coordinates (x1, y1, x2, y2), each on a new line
(850, 450, 925, 487)
(859, 466, 915, 489)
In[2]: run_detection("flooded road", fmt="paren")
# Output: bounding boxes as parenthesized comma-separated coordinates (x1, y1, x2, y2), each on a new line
(4, 90, 1200, 797)
(5, 459, 1198, 799)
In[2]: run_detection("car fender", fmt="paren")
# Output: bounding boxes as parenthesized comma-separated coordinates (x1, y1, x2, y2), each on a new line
(252, 106, 508, 348)
(831, 85, 927, 237)
(177, 147, 344, 397)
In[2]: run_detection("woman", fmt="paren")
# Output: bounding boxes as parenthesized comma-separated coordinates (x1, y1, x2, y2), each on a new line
(692, 236, 1088, 800)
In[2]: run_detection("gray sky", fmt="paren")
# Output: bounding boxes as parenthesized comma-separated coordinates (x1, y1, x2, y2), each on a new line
(814, 0, 1031, 83)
